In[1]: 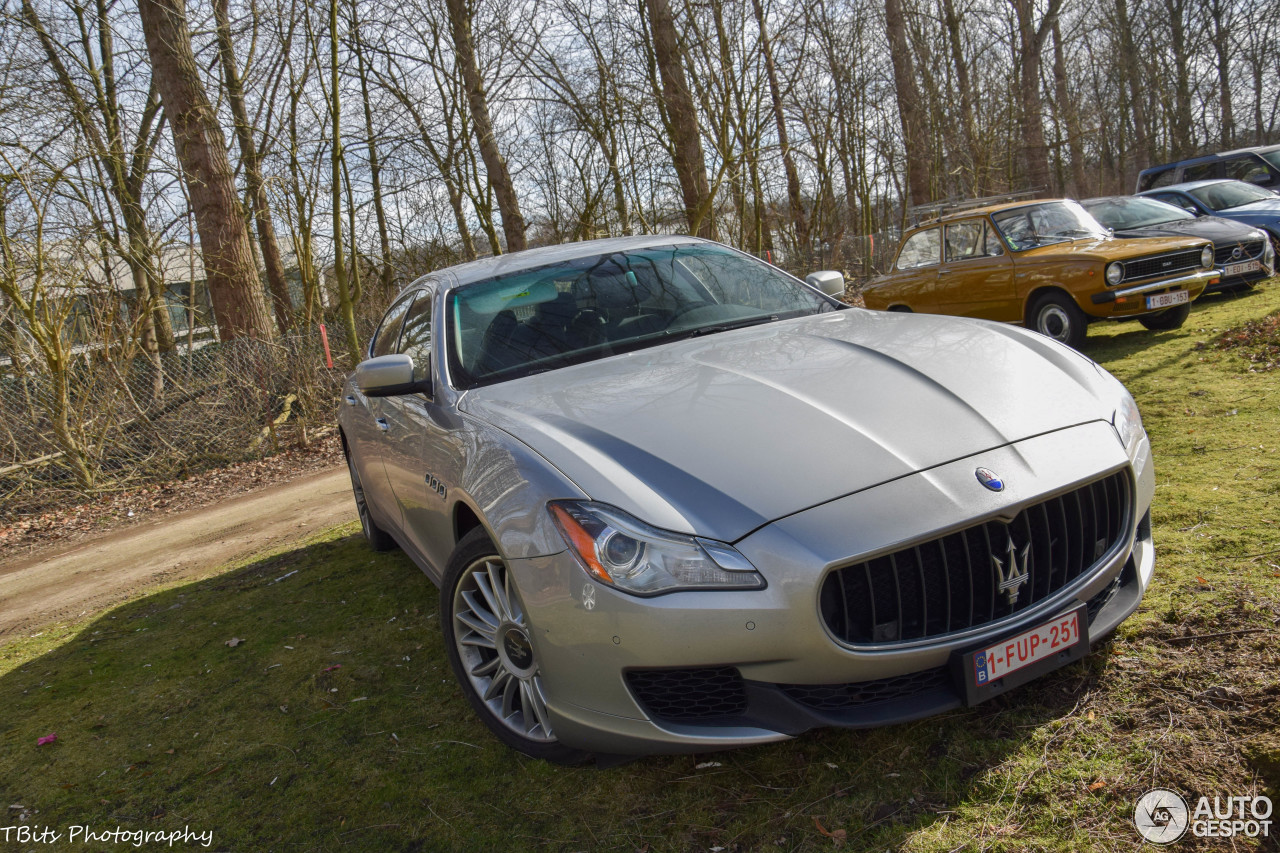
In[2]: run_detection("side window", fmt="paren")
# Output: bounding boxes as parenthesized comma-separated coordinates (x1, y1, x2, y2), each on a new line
(1183, 161, 1222, 181)
(371, 294, 414, 358)
(896, 228, 941, 270)
(984, 221, 1006, 256)
(944, 220, 1002, 261)
(1140, 168, 1176, 191)
(1224, 155, 1273, 185)
(398, 290, 434, 385)
(1151, 192, 1190, 211)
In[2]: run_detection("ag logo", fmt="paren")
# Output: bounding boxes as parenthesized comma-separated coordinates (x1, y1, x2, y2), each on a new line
(1134, 788, 1189, 844)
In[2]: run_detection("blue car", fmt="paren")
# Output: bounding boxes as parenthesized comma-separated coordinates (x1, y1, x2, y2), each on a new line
(1138, 180, 1280, 262)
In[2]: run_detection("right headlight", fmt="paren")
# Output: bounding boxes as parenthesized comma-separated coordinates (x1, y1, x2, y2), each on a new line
(1200, 244, 1214, 269)
(1105, 261, 1124, 286)
(549, 501, 765, 595)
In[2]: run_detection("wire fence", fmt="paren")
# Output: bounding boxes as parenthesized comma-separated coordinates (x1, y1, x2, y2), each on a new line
(0, 322, 370, 523)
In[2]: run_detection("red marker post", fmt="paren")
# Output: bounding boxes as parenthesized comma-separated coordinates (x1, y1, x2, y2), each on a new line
(318, 323, 334, 369)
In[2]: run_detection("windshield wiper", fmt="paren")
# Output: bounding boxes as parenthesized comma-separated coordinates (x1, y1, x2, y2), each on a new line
(668, 314, 780, 341)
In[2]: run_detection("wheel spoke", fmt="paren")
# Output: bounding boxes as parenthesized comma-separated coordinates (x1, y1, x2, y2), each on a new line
(525, 677, 553, 738)
(472, 568, 505, 623)
(489, 564, 517, 623)
(456, 608, 496, 640)
(500, 565, 523, 624)
(459, 590, 498, 629)
(501, 674, 520, 719)
(459, 632, 496, 650)
(469, 655, 501, 678)
(483, 668, 511, 703)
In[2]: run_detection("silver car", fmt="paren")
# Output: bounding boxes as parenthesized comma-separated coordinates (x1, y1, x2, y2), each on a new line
(338, 235, 1155, 763)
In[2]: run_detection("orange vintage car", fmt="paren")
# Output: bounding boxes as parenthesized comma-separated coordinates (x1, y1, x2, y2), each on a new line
(861, 199, 1220, 348)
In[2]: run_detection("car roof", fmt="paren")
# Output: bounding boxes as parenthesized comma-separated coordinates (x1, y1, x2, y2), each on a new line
(914, 198, 1075, 227)
(411, 234, 710, 290)
(1139, 179, 1232, 193)
(1139, 144, 1280, 174)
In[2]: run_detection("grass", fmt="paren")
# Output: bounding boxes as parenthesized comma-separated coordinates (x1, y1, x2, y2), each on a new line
(1, 286, 1278, 852)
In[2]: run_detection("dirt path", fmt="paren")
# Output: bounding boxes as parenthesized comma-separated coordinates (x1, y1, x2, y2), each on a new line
(0, 465, 352, 643)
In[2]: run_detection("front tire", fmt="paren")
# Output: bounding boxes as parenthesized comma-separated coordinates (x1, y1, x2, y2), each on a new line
(1138, 302, 1191, 331)
(1028, 292, 1088, 349)
(441, 528, 589, 764)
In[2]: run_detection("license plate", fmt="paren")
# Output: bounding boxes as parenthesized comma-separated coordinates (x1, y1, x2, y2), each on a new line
(1145, 289, 1189, 310)
(955, 603, 1090, 706)
(974, 610, 1081, 684)
(1224, 260, 1261, 277)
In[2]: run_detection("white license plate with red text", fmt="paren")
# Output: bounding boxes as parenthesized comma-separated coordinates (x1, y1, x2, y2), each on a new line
(1224, 260, 1261, 277)
(973, 610, 1081, 685)
(1145, 290, 1190, 310)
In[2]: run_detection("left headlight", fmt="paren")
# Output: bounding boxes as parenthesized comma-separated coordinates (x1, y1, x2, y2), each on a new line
(1113, 387, 1145, 457)
(549, 501, 765, 595)
(1200, 244, 1214, 269)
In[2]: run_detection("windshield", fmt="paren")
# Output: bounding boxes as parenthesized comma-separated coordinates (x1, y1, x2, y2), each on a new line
(1081, 197, 1193, 229)
(446, 244, 840, 389)
(991, 201, 1108, 250)
(1188, 180, 1277, 211)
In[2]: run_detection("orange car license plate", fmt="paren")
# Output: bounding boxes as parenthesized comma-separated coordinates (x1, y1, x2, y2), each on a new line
(1145, 290, 1189, 310)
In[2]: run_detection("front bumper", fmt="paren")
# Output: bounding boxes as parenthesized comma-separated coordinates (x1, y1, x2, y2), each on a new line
(509, 421, 1155, 755)
(1088, 268, 1217, 309)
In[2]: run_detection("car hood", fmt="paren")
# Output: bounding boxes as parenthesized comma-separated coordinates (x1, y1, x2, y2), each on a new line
(1221, 197, 1280, 218)
(1114, 216, 1256, 243)
(459, 310, 1121, 542)
(1018, 235, 1203, 262)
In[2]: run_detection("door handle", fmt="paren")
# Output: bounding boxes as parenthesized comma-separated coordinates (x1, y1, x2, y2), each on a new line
(345, 395, 357, 406)
(375, 418, 390, 432)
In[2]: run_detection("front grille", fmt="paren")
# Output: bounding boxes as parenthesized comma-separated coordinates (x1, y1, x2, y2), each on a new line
(1214, 239, 1265, 265)
(626, 667, 747, 722)
(780, 668, 950, 712)
(820, 471, 1130, 646)
(1120, 249, 1202, 282)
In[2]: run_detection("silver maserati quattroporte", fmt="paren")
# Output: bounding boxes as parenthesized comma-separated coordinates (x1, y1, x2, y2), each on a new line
(338, 235, 1154, 763)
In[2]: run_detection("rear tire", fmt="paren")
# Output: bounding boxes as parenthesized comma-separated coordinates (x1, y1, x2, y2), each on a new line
(1138, 302, 1191, 331)
(1028, 292, 1088, 350)
(345, 443, 396, 552)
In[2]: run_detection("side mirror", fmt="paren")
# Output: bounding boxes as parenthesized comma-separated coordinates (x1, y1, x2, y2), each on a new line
(806, 270, 845, 297)
(355, 354, 430, 397)
(1182, 205, 1199, 216)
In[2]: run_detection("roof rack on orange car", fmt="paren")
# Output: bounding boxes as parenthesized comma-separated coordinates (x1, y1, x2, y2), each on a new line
(908, 189, 1043, 225)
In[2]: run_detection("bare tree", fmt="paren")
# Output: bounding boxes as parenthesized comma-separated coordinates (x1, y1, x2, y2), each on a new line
(137, 0, 274, 341)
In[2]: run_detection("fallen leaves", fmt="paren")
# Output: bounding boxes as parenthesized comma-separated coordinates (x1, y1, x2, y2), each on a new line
(813, 816, 847, 845)
(224, 638, 244, 648)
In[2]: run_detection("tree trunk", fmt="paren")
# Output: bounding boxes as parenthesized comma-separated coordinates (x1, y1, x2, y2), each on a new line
(445, 0, 527, 252)
(138, 0, 273, 342)
(884, 0, 930, 207)
(644, 0, 716, 238)
(1112, 0, 1151, 174)
(351, 4, 395, 294)
(214, 0, 295, 334)
(1007, 0, 1062, 193)
(1051, 20, 1088, 194)
(327, 0, 359, 365)
(751, 0, 808, 252)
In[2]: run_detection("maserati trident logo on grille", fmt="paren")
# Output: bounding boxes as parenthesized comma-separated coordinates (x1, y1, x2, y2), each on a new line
(992, 537, 1031, 606)
(975, 468, 1004, 491)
